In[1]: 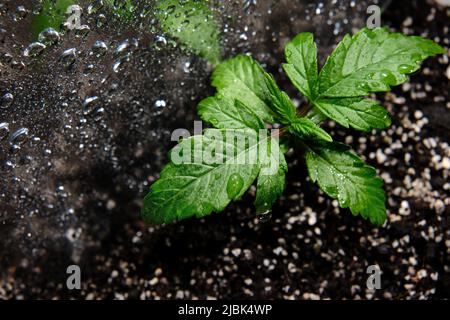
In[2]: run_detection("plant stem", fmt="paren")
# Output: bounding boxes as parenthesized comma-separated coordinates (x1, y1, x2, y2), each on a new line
(271, 127, 286, 138)
(297, 103, 312, 117)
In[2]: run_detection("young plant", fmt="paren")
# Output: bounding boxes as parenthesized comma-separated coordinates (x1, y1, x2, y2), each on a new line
(141, 27, 445, 225)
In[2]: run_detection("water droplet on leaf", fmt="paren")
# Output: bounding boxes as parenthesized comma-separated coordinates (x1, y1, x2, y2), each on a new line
(380, 70, 396, 85)
(226, 173, 244, 199)
(412, 53, 422, 63)
(209, 118, 219, 126)
(398, 64, 415, 74)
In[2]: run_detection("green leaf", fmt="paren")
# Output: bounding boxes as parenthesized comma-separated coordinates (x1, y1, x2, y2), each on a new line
(155, 0, 221, 64)
(283, 32, 319, 100)
(264, 72, 297, 125)
(318, 27, 445, 98)
(263, 70, 332, 142)
(198, 96, 265, 130)
(31, 0, 75, 37)
(212, 55, 274, 123)
(288, 118, 332, 142)
(142, 129, 283, 224)
(305, 142, 386, 225)
(314, 98, 392, 131)
(255, 138, 287, 213)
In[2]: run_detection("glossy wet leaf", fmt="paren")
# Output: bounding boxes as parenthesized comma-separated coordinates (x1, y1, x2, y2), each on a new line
(31, 0, 75, 37)
(142, 129, 281, 224)
(143, 27, 444, 226)
(318, 27, 444, 98)
(155, 0, 221, 64)
(288, 118, 332, 142)
(283, 32, 319, 100)
(212, 55, 274, 124)
(198, 97, 264, 130)
(264, 72, 297, 125)
(254, 138, 287, 213)
(264, 71, 331, 141)
(285, 27, 445, 132)
(305, 142, 386, 225)
(313, 98, 391, 131)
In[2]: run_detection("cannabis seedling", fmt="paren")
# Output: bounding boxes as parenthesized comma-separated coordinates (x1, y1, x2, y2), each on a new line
(142, 27, 444, 225)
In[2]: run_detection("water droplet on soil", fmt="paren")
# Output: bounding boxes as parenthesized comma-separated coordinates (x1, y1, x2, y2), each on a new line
(60, 48, 77, 68)
(8, 127, 29, 146)
(257, 209, 272, 223)
(38, 28, 60, 44)
(92, 40, 108, 57)
(23, 42, 46, 57)
(154, 99, 166, 108)
(82, 96, 99, 115)
(0, 122, 9, 140)
(0, 92, 14, 109)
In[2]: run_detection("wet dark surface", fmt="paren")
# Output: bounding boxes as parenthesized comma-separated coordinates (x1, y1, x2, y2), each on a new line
(0, 0, 449, 299)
